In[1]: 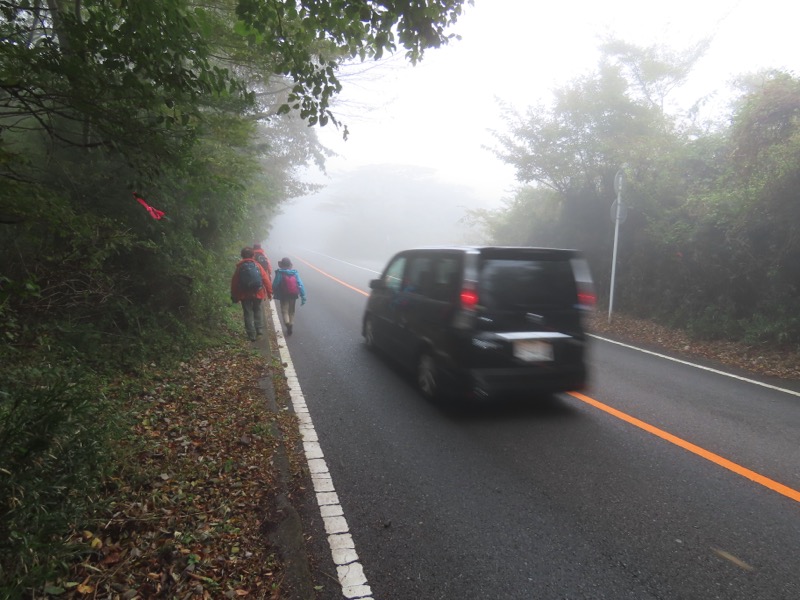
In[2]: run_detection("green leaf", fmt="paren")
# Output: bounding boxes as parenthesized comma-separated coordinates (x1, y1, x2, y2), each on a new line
(44, 586, 65, 595)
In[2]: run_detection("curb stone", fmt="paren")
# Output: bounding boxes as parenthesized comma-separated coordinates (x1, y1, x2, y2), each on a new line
(252, 306, 342, 600)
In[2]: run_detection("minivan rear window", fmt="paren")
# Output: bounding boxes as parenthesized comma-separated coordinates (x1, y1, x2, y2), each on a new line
(478, 259, 577, 310)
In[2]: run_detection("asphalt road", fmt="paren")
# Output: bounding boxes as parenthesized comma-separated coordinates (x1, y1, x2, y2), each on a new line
(278, 250, 800, 600)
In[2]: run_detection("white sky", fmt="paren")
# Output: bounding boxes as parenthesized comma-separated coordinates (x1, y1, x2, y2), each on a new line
(305, 0, 799, 204)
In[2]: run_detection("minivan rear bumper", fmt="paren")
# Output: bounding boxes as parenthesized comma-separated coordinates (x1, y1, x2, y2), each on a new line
(463, 365, 587, 399)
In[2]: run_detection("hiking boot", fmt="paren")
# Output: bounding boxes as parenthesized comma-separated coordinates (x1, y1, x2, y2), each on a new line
(286, 324, 293, 335)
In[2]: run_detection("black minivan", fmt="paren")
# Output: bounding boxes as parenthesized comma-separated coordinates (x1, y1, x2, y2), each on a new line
(362, 246, 595, 401)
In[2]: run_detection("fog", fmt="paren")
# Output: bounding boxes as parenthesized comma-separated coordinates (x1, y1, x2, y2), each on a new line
(266, 163, 489, 269)
(264, 0, 799, 271)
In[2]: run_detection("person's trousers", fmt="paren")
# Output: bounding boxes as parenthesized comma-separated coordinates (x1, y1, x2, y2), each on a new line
(279, 298, 297, 326)
(241, 298, 264, 340)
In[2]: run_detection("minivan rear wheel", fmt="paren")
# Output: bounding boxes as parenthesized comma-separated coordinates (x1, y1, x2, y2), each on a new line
(417, 350, 440, 401)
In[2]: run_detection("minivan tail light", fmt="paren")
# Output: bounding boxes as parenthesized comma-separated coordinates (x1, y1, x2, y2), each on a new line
(460, 289, 479, 310)
(577, 287, 596, 310)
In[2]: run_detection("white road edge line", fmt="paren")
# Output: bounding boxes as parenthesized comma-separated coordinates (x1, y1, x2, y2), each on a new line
(589, 334, 800, 398)
(269, 301, 374, 600)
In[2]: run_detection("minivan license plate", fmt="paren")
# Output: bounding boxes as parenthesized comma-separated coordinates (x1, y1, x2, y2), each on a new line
(514, 340, 553, 362)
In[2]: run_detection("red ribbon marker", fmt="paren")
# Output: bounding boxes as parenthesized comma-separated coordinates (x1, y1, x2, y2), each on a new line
(134, 193, 165, 220)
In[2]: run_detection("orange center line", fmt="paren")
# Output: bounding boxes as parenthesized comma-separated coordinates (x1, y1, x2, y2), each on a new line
(295, 256, 370, 297)
(568, 391, 800, 503)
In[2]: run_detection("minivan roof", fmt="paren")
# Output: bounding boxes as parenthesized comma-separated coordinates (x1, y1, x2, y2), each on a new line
(396, 245, 581, 256)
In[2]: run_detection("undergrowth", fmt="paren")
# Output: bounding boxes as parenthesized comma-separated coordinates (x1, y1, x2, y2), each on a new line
(0, 296, 240, 597)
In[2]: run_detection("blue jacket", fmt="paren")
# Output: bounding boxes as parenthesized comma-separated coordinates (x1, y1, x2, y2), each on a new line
(272, 268, 307, 302)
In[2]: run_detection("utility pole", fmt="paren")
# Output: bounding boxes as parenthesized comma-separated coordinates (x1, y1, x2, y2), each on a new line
(608, 167, 627, 324)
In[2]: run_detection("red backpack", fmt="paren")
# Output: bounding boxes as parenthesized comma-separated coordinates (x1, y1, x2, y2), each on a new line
(254, 252, 271, 276)
(282, 272, 299, 296)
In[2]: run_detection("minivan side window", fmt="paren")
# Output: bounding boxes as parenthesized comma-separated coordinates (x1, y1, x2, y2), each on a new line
(406, 256, 434, 296)
(383, 256, 406, 293)
(431, 257, 461, 301)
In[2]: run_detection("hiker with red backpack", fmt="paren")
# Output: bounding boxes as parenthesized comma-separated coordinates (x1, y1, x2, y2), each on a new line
(272, 257, 306, 336)
(252, 243, 272, 277)
(231, 247, 273, 341)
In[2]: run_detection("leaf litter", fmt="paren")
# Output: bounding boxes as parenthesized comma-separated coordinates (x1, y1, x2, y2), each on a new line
(48, 344, 306, 599)
(589, 313, 800, 380)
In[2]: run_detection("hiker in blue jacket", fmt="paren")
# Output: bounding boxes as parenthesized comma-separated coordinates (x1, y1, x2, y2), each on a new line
(272, 257, 306, 336)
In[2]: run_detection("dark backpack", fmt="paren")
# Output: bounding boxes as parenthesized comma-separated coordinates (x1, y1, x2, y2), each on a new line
(254, 253, 270, 275)
(282, 272, 299, 297)
(238, 261, 262, 293)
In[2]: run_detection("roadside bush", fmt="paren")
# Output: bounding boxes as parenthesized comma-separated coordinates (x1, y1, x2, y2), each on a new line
(683, 302, 742, 341)
(742, 309, 800, 347)
(0, 362, 117, 596)
(0, 311, 234, 596)
(0, 254, 233, 596)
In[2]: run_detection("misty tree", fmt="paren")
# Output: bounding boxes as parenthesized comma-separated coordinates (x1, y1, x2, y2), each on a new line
(486, 44, 686, 301)
(599, 37, 711, 113)
(0, 0, 472, 260)
(464, 185, 562, 246)
(484, 39, 706, 311)
(485, 34, 800, 343)
(0, 0, 470, 181)
(671, 70, 800, 341)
